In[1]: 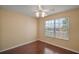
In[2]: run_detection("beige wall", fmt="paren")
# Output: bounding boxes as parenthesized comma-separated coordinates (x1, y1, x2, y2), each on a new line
(38, 8, 79, 53)
(0, 10, 2, 50)
(0, 9, 37, 51)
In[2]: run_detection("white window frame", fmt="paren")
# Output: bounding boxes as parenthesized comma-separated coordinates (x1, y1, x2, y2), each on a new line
(44, 17, 69, 40)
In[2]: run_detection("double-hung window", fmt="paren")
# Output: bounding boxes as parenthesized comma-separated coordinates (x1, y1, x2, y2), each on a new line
(44, 17, 69, 40)
(45, 20, 55, 37)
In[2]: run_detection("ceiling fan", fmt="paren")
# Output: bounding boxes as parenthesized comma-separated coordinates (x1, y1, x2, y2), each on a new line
(34, 5, 55, 18)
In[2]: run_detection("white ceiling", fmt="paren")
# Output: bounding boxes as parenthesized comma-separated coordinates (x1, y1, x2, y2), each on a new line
(0, 5, 79, 17)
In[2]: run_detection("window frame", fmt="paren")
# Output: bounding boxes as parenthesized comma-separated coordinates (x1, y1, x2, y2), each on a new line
(44, 17, 70, 40)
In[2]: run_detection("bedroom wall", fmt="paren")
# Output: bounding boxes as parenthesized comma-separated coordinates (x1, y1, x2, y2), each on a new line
(0, 9, 37, 51)
(0, 10, 2, 50)
(38, 8, 79, 53)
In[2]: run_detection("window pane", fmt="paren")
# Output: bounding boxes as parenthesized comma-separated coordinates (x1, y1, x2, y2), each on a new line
(55, 17, 69, 40)
(45, 20, 54, 37)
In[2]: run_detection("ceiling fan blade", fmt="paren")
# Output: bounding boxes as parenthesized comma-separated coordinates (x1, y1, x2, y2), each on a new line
(34, 5, 43, 12)
(38, 5, 42, 10)
(43, 9, 49, 12)
(49, 8, 55, 11)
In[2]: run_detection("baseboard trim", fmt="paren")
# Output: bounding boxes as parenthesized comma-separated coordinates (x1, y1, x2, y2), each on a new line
(39, 40, 79, 53)
(0, 40, 37, 52)
(0, 39, 79, 53)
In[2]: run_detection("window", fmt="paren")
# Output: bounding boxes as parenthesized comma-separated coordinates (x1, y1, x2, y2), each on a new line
(45, 20, 55, 37)
(44, 17, 69, 40)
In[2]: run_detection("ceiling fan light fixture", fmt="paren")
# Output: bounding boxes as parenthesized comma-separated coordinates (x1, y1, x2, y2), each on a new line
(35, 5, 47, 18)
(41, 12, 46, 17)
(35, 12, 39, 17)
(35, 11, 46, 18)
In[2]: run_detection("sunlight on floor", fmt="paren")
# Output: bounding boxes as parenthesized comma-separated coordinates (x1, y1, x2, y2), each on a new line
(44, 48, 59, 54)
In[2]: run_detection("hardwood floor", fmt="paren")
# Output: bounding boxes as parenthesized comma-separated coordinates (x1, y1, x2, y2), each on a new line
(0, 41, 77, 54)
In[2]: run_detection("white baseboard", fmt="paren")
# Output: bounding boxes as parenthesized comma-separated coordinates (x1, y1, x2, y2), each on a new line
(0, 39, 79, 53)
(0, 40, 37, 52)
(39, 39, 79, 53)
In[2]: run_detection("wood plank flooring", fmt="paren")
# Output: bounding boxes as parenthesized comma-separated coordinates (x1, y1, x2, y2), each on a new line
(0, 41, 77, 54)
